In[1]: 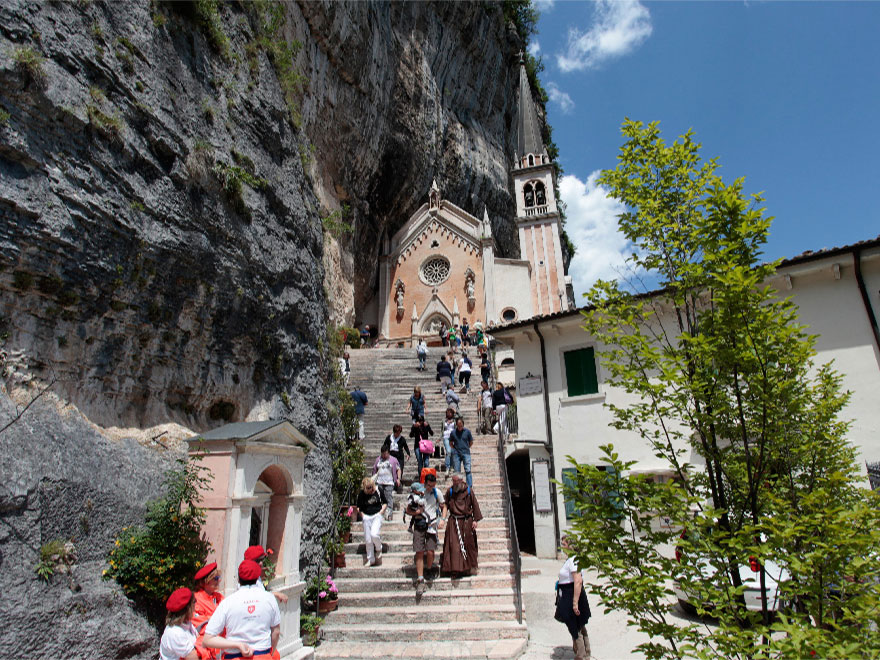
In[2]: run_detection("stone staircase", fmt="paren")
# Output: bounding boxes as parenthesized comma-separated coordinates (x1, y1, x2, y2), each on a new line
(314, 347, 528, 659)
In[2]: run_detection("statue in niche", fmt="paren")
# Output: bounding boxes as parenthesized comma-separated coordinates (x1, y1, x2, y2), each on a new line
(429, 318, 441, 334)
(394, 279, 405, 312)
(464, 267, 476, 303)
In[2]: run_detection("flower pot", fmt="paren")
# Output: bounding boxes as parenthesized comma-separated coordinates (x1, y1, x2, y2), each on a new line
(318, 597, 338, 614)
(333, 553, 346, 568)
(301, 626, 320, 646)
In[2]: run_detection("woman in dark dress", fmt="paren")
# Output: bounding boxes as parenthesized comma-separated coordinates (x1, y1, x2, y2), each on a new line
(440, 473, 483, 576)
(554, 534, 591, 660)
(410, 415, 434, 474)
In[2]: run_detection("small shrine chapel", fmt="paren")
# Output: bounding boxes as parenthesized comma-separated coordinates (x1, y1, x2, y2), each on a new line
(375, 57, 572, 346)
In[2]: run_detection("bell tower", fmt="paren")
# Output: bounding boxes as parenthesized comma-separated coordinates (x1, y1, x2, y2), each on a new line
(512, 54, 569, 315)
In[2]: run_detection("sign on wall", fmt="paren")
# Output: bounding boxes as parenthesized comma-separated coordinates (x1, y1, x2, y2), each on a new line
(533, 459, 553, 512)
(518, 375, 543, 396)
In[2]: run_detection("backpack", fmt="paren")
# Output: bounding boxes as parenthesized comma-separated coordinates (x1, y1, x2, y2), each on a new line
(463, 356, 472, 367)
(504, 387, 513, 404)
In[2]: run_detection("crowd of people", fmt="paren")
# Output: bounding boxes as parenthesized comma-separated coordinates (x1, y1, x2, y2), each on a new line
(345, 338, 514, 595)
(159, 545, 287, 660)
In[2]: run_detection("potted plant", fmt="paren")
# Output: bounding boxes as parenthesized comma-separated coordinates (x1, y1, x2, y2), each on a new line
(300, 612, 323, 646)
(305, 573, 339, 613)
(337, 506, 354, 543)
(328, 537, 346, 568)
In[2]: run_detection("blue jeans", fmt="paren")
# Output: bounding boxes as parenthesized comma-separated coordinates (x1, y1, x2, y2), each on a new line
(416, 447, 430, 473)
(418, 353, 426, 370)
(442, 435, 452, 470)
(451, 449, 472, 489)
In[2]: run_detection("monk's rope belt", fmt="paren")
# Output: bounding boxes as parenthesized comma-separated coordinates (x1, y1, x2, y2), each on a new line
(450, 514, 472, 562)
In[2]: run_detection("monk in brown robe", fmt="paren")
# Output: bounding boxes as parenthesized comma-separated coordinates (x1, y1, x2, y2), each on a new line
(441, 472, 483, 575)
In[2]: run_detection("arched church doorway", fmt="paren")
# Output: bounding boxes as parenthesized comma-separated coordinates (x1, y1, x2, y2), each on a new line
(248, 464, 291, 567)
(506, 450, 535, 554)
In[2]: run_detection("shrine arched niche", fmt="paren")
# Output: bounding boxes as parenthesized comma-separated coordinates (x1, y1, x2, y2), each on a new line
(247, 463, 292, 568)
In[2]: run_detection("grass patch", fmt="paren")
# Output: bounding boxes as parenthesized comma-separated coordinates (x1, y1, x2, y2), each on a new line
(130, 200, 146, 212)
(194, 0, 231, 61)
(87, 104, 123, 140)
(0, 107, 10, 125)
(13, 46, 46, 84)
(213, 162, 267, 220)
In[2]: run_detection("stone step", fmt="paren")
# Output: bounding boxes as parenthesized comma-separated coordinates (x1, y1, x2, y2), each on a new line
(344, 538, 510, 554)
(336, 587, 517, 608)
(329, 602, 517, 624)
(341, 550, 512, 568)
(335, 573, 517, 593)
(313, 638, 528, 660)
(334, 561, 516, 579)
(320, 620, 529, 643)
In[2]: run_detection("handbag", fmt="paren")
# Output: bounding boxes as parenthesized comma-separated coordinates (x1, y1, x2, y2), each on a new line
(419, 438, 434, 454)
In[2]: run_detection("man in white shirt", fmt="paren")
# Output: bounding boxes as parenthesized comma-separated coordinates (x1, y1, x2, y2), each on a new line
(203, 560, 281, 659)
(406, 473, 446, 594)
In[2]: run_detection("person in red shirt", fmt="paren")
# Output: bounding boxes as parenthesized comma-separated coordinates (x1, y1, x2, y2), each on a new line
(191, 562, 223, 660)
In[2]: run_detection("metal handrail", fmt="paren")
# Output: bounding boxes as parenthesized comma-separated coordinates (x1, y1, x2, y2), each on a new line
(497, 428, 523, 624)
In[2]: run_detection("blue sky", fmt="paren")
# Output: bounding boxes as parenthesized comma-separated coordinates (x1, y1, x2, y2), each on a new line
(531, 1, 880, 296)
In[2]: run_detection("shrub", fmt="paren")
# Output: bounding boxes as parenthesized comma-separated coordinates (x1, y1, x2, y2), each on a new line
(87, 104, 123, 141)
(104, 457, 212, 620)
(321, 205, 353, 238)
(194, 0, 231, 61)
(13, 46, 45, 84)
(0, 107, 9, 124)
(300, 612, 323, 646)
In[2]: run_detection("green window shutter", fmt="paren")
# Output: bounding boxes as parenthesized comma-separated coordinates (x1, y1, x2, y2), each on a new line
(564, 347, 598, 396)
(561, 468, 578, 521)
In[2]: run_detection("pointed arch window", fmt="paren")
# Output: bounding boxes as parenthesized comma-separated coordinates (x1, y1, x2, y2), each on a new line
(535, 182, 546, 206)
(523, 183, 535, 208)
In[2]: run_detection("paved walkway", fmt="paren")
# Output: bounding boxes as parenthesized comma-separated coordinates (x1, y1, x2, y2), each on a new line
(519, 555, 649, 660)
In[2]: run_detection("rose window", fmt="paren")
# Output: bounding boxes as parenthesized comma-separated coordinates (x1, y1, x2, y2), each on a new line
(420, 257, 450, 285)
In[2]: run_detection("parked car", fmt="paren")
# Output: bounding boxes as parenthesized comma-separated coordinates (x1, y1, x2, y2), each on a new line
(674, 529, 790, 616)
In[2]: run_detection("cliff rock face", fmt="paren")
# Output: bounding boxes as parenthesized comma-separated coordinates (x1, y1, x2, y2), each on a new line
(0, 1, 523, 657)
(294, 0, 523, 321)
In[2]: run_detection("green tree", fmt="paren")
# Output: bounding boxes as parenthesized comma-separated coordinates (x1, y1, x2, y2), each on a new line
(563, 119, 880, 659)
(104, 456, 212, 624)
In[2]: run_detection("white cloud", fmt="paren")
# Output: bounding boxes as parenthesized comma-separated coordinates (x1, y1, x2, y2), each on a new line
(528, 40, 541, 57)
(535, 0, 556, 10)
(560, 171, 631, 298)
(546, 82, 574, 114)
(557, 0, 652, 72)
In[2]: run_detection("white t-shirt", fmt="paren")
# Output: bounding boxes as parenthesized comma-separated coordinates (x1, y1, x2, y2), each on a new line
(443, 419, 455, 441)
(159, 623, 197, 660)
(480, 389, 492, 409)
(459, 357, 471, 373)
(205, 584, 281, 651)
(374, 458, 395, 485)
(423, 486, 445, 534)
(558, 555, 586, 585)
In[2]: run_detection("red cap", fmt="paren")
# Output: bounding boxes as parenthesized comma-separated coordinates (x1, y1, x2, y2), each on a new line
(194, 561, 217, 581)
(244, 545, 266, 561)
(238, 559, 262, 581)
(166, 587, 193, 613)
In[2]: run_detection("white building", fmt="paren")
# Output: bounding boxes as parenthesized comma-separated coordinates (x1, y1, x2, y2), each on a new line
(490, 238, 880, 558)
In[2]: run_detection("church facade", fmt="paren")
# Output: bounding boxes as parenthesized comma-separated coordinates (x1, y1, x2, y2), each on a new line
(376, 58, 571, 346)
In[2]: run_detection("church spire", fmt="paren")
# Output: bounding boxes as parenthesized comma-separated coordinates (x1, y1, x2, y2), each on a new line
(516, 52, 546, 162)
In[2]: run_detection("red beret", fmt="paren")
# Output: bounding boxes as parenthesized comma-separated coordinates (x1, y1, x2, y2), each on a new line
(244, 545, 266, 561)
(166, 587, 193, 613)
(238, 559, 262, 581)
(194, 561, 217, 581)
